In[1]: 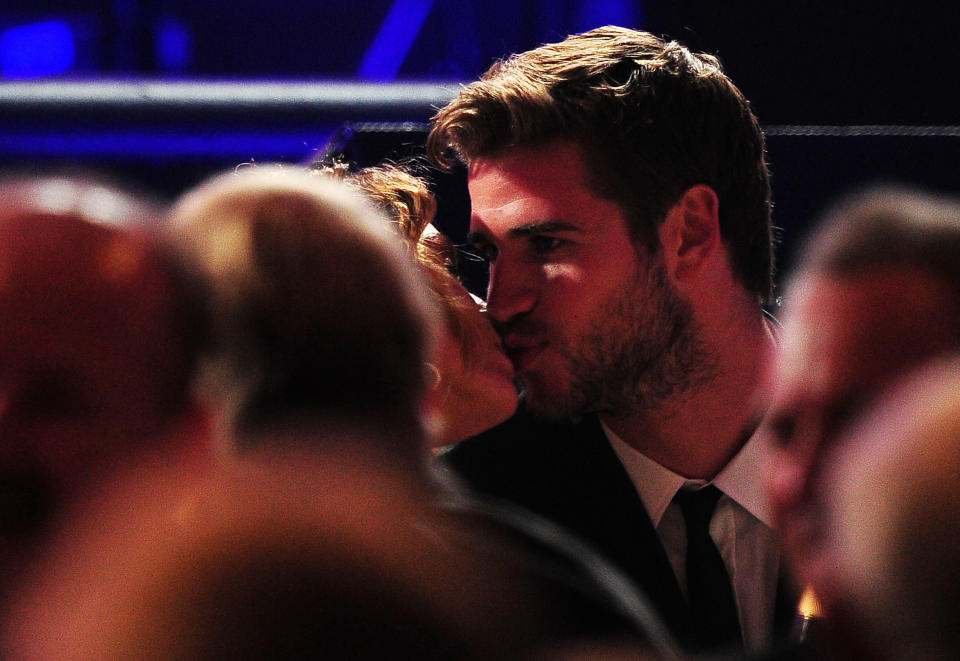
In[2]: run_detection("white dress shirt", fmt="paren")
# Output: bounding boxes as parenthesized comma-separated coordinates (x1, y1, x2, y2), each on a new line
(605, 423, 781, 653)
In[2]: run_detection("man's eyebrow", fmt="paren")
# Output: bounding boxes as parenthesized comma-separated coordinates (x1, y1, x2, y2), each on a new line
(510, 220, 581, 236)
(468, 220, 580, 245)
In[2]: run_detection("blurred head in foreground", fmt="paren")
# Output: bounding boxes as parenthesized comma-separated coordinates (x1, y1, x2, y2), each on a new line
(0, 174, 202, 567)
(812, 356, 960, 661)
(765, 185, 960, 594)
(335, 163, 518, 446)
(167, 166, 440, 469)
(4, 455, 549, 660)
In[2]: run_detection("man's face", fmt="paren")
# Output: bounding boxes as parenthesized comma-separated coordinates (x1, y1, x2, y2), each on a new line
(467, 140, 707, 420)
(766, 266, 956, 587)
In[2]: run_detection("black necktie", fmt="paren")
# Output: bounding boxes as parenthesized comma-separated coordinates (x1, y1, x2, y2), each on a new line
(674, 484, 743, 650)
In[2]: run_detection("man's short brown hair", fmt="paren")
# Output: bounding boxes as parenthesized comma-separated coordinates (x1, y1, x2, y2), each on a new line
(428, 25, 773, 301)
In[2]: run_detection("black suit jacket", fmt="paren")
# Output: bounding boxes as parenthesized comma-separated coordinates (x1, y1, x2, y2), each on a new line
(441, 410, 798, 650)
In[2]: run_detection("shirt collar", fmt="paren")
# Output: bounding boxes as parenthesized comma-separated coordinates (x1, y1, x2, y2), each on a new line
(712, 425, 776, 526)
(603, 421, 776, 528)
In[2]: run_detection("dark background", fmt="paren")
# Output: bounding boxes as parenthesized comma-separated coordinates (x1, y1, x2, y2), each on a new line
(1, 1, 958, 289)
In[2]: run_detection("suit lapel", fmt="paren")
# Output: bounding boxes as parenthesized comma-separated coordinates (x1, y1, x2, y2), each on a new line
(445, 411, 804, 649)
(546, 416, 689, 640)
(442, 412, 689, 640)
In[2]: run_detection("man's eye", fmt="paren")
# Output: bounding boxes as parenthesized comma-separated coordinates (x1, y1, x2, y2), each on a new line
(472, 243, 498, 262)
(530, 236, 563, 254)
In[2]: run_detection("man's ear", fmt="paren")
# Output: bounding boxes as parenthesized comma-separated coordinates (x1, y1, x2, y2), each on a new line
(657, 184, 720, 284)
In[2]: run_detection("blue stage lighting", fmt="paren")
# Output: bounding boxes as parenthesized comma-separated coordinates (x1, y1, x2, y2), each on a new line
(578, 0, 641, 31)
(358, 0, 436, 80)
(156, 17, 192, 73)
(0, 128, 333, 160)
(1, 20, 76, 79)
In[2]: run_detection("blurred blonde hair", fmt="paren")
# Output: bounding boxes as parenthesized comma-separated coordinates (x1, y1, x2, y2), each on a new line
(319, 162, 490, 370)
(167, 165, 439, 443)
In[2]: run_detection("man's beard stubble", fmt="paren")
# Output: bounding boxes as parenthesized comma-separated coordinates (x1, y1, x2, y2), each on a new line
(520, 259, 716, 420)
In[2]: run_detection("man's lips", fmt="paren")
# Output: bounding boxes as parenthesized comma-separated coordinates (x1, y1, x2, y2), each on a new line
(502, 335, 546, 371)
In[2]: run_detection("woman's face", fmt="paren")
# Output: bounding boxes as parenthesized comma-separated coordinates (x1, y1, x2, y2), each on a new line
(429, 278, 518, 448)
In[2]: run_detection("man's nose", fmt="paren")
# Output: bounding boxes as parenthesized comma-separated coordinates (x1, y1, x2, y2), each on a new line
(484, 259, 537, 329)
